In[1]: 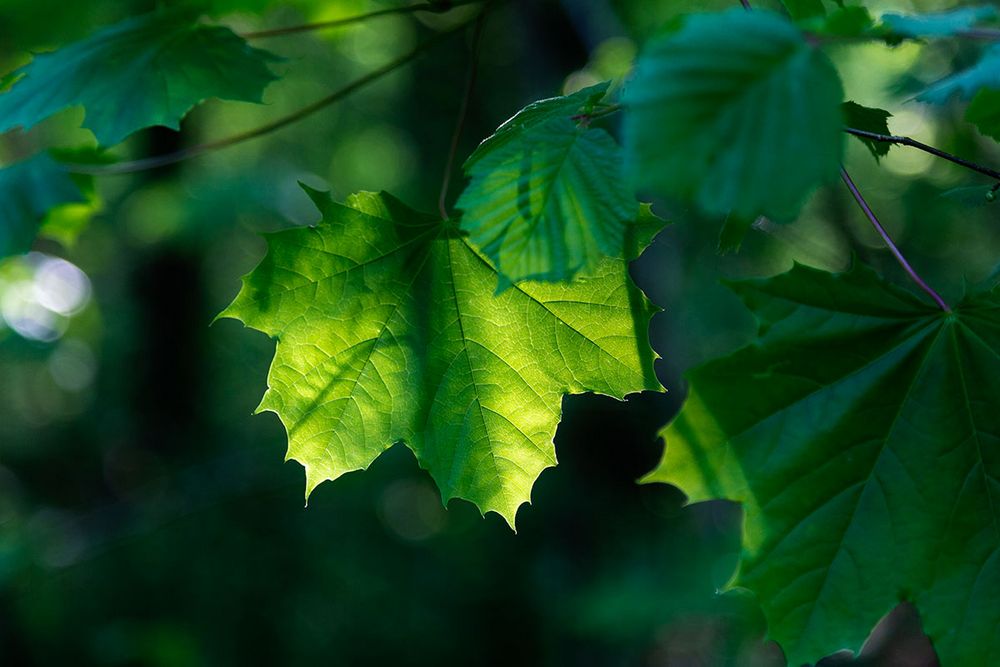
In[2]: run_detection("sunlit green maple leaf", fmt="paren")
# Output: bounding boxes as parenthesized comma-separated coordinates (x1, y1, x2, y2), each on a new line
(0, 9, 279, 147)
(220, 186, 661, 526)
(645, 262, 1000, 666)
(457, 85, 656, 284)
(0, 154, 86, 257)
(624, 8, 844, 223)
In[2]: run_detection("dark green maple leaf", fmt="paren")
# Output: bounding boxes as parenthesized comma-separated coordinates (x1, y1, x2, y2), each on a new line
(645, 262, 1000, 666)
(0, 9, 280, 146)
(220, 186, 661, 526)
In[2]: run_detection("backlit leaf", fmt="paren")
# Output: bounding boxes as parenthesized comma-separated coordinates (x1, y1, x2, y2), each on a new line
(457, 106, 660, 285)
(220, 186, 661, 526)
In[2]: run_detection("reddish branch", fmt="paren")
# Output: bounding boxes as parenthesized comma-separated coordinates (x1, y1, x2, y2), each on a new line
(839, 167, 951, 312)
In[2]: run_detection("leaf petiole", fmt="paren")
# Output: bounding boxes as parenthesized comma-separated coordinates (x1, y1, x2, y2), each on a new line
(839, 166, 951, 312)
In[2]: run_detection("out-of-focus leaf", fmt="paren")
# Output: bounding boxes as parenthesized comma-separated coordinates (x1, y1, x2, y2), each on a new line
(802, 6, 875, 38)
(965, 88, 1000, 141)
(646, 261, 1000, 667)
(0, 154, 86, 257)
(940, 184, 997, 207)
(781, 0, 826, 20)
(920, 45, 1000, 104)
(919, 45, 1000, 140)
(882, 5, 998, 38)
(219, 186, 661, 527)
(717, 214, 758, 255)
(0, 9, 280, 146)
(624, 9, 844, 223)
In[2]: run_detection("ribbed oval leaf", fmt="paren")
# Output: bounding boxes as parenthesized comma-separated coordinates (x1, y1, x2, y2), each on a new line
(624, 9, 844, 222)
(457, 115, 653, 285)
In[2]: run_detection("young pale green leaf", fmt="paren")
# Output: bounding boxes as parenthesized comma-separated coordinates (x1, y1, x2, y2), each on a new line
(0, 154, 87, 257)
(645, 262, 1000, 667)
(842, 101, 892, 161)
(882, 5, 998, 38)
(219, 186, 661, 526)
(0, 10, 279, 147)
(457, 113, 658, 285)
(624, 9, 844, 223)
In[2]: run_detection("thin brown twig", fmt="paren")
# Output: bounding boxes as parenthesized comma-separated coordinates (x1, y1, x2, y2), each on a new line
(845, 126, 1000, 183)
(241, 0, 483, 39)
(70, 22, 473, 176)
(437, 8, 488, 220)
(839, 166, 951, 311)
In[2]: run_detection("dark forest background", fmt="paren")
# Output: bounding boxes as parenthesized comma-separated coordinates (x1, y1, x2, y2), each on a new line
(3, 0, 995, 664)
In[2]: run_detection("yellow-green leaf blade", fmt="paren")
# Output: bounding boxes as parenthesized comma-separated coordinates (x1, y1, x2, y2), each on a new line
(221, 186, 661, 526)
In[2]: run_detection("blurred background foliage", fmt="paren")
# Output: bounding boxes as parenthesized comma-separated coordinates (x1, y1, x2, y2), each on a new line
(0, 0, 994, 664)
